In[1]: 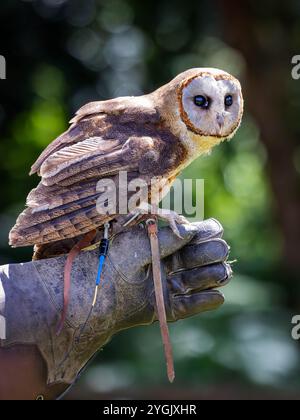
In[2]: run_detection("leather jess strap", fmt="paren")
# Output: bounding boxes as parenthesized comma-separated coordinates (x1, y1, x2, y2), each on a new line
(57, 230, 97, 335)
(146, 218, 175, 383)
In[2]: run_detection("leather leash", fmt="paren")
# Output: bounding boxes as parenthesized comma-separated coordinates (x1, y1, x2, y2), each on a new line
(146, 218, 175, 383)
(56, 229, 97, 335)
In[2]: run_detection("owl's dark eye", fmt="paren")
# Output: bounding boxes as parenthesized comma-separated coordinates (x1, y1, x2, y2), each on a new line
(194, 95, 210, 109)
(225, 95, 233, 107)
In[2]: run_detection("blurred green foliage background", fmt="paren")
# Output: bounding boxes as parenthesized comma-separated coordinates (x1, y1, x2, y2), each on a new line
(0, 0, 300, 399)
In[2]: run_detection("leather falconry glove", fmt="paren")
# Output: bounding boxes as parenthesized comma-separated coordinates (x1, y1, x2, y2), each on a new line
(0, 219, 232, 393)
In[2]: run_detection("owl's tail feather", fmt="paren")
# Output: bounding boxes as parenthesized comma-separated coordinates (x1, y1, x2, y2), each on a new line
(9, 205, 110, 248)
(9, 190, 112, 248)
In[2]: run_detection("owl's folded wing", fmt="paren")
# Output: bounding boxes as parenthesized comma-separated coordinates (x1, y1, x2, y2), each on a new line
(9, 143, 138, 247)
(30, 95, 158, 176)
(9, 98, 159, 247)
(38, 136, 137, 186)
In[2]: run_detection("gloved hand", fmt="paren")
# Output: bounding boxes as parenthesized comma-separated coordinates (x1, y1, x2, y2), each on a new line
(0, 218, 232, 397)
(104, 218, 232, 329)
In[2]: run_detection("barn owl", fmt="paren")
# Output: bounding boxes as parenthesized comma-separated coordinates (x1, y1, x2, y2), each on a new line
(9, 68, 243, 256)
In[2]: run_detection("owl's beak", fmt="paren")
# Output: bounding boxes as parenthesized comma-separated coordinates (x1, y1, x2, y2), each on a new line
(216, 112, 225, 129)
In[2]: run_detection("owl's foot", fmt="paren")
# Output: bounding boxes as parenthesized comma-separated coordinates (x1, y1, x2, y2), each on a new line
(157, 210, 190, 239)
(117, 205, 190, 239)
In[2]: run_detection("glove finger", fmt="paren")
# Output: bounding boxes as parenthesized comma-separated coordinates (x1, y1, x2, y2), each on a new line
(188, 218, 224, 244)
(169, 262, 232, 296)
(158, 218, 224, 260)
(170, 290, 224, 321)
(165, 238, 230, 274)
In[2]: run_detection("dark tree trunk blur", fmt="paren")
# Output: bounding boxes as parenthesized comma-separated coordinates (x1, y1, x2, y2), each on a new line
(218, 0, 300, 278)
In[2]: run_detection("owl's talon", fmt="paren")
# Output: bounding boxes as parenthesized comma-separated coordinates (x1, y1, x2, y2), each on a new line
(157, 210, 190, 239)
(170, 221, 184, 239)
